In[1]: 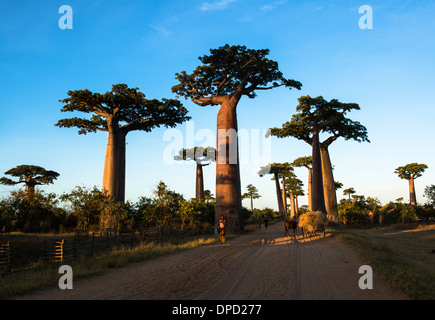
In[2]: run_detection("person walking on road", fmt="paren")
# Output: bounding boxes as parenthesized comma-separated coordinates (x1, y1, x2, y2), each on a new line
(264, 215, 269, 229)
(218, 215, 227, 244)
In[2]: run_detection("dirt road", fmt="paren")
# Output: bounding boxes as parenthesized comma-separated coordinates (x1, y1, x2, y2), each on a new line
(16, 222, 408, 300)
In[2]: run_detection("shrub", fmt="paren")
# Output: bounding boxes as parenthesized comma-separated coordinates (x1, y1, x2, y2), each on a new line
(338, 198, 371, 225)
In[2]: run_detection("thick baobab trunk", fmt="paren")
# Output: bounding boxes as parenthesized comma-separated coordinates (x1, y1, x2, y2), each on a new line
(102, 123, 126, 203)
(274, 172, 285, 218)
(24, 181, 36, 200)
(320, 145, 338, 223)
(196, 163, 205, 203)
(282, 177, 288, 217)
(311, 122, 326, 213)
(290, 193, 296, 218)
(409, 178, 416, 206)
(295, 196, 299, 216)
(216, 99, 243, 233)
(307, 167, 312, 211)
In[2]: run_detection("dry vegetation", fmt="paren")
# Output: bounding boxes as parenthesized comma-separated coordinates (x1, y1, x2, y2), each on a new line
(330, 223, 435, 300)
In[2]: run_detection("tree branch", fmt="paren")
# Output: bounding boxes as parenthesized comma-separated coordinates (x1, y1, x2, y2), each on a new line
(321, 135, 338, 148)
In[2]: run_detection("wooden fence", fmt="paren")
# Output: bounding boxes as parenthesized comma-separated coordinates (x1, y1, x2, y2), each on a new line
(1, 227, 159, 274)
(0, 242, 11, 274)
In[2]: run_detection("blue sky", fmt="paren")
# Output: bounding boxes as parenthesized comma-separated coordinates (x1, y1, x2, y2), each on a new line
(0, 0, 434, 210)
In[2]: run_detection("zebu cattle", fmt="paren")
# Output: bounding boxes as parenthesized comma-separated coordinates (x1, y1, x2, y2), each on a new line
(285, 219, 297, 237)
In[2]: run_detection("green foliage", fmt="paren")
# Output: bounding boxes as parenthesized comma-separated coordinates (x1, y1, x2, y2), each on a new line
(338, 197, 372, 225)
(56, 83, 190, 135)
(0, 165, 59, 191)
(343, 187, 356, 199)
(337, 197, 426, 226)
(172, 44, 301, 105)
(269, 95, 369, 145)
(394, 163, 428, 180)
(291, 156, 312, 169)
(251, 207, 279, 220)
(0, 181, 217, 234)
(424, 185, 435, 206)
(135, 182, 215, 233)
(60, 186, 130, 231)
(204, 190, 215, 203)
(375, 202, 418, 224)
(0, 189, 66, 233)
(174, 147, 216, 164)
(241, 184, 261, 200)
(258, 162, 293, 177)
(285, 176, 304, 197)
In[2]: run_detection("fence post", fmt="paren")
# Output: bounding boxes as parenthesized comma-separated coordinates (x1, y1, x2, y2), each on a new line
(91, 232, 95, 257)
(72, 238, 77, 261)
(55, 240, 64, 263)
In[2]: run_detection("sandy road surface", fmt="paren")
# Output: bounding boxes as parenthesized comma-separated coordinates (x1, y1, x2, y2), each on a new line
(16, 222, 408, 300)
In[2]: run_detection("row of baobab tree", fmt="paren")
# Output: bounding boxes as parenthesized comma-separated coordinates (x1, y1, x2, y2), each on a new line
(0, 44, 430, 234)
(0, 160, 428, 229)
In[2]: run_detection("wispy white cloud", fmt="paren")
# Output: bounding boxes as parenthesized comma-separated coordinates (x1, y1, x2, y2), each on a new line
(200, 0, 237, 12)
(261, 0, 286, 11)
(149, 25, 172, 36)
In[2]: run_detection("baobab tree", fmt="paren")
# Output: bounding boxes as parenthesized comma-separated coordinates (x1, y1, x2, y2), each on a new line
(242, 184, 262, 212)
(276, 163, 294, 217)
(258, 162, 292, 219)
(284, 176, 304, 218)
(55, 84, 190, 202)
(343, 187, 356, 201)
(172, 44, 302, 232)
(395, 163, 428, 206)
(270, 95, 369, 222)
(174, 147, 216, 203)
(0, 165, 59, 199)
(291, 156, 312, 211)
(204, 190, 215, 203)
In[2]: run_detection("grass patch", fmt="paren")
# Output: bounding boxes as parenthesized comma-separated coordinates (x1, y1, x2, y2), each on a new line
(0, 235, 219, 299)
(329, 223, 435, 300)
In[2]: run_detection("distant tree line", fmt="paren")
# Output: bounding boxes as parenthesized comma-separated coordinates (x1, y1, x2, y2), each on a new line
(0, 181, 217, 234)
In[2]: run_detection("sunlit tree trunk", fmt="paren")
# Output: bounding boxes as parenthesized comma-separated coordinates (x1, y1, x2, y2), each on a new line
(307, 167, 312, 211)
(311, 120, 326, 213)
(290, 193, 296, 218)
(409, 178, 417, 206)
(295, 196, 299, 216)
(23, 178, 38, 200)
(274, 172, 285, 218)
(216, 98, 243, 233)
(102, 118, 126, 202)
(196, 163, 205, 203)
(282, 177, 288, 218)
(320, 145, 338, 222)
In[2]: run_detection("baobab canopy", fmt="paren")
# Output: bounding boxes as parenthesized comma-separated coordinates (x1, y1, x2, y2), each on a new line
(56, 84, 189, 135)
(55, 83, 191, 202)
(0, 165, 60, 198)
(172, 44, 302, 105)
